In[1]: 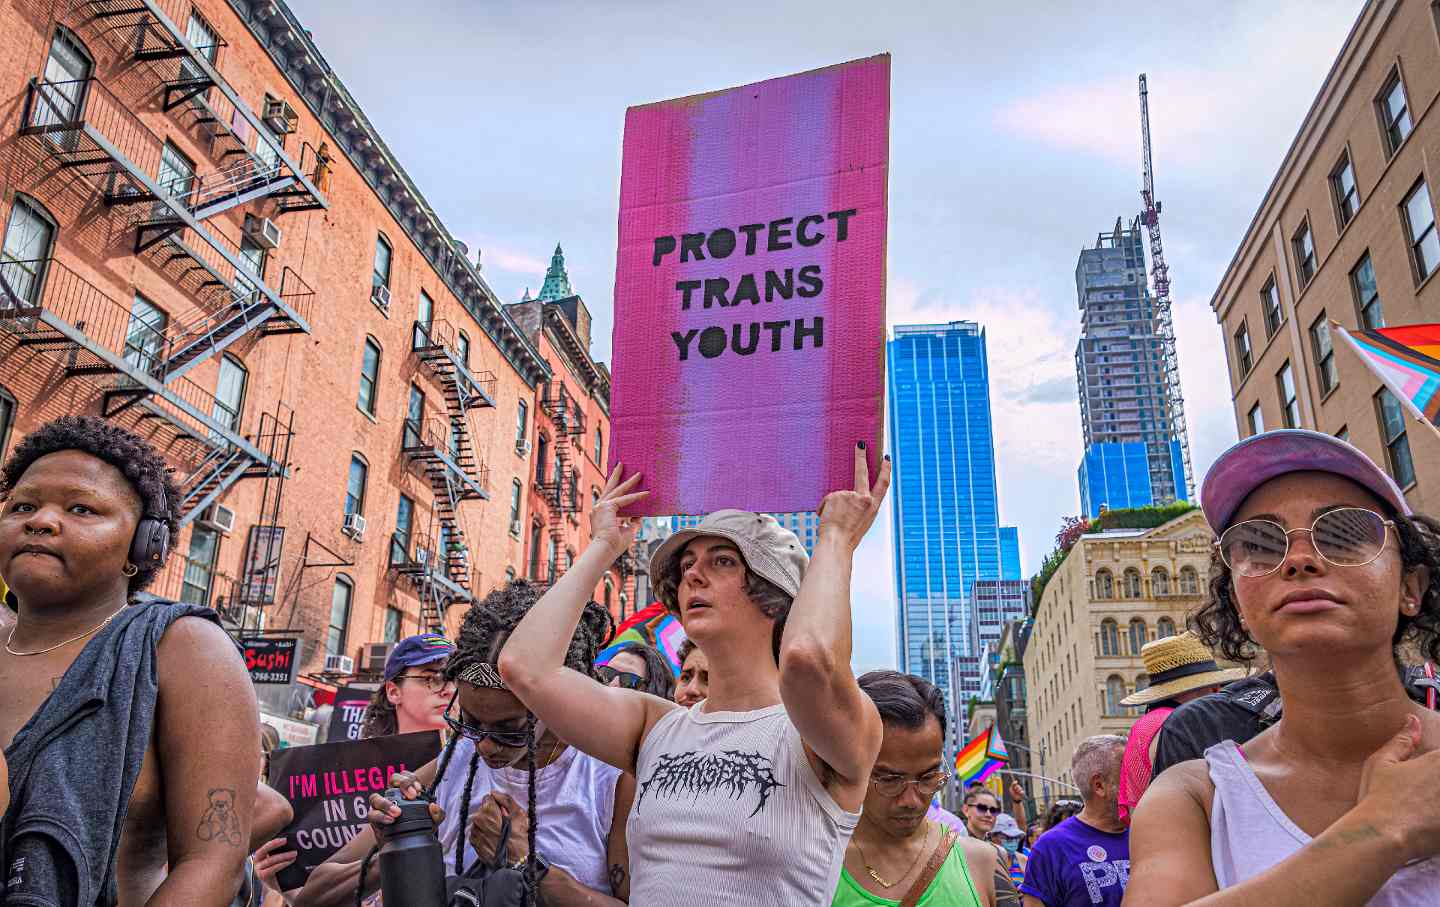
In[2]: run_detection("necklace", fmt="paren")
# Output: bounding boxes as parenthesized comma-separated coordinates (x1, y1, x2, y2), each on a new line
(4, 604, 127, 657)
(855, 822, 932, 889)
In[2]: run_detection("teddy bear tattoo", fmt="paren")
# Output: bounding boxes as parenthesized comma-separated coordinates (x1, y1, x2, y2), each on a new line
(196, 788, 242, 847)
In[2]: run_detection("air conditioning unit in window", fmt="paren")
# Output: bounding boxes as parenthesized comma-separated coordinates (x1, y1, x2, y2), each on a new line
(342, 512, 366, 540)
(262, 97, 298, 135)
(515, 439, 531, 456)
(360, 642, 395, 674)
(324, 653, 354, 675)
(243, 214, 281, 250)
(198, 503, 236, 533)
(509, 519, 522, 536)
(371, 283, 391, 313)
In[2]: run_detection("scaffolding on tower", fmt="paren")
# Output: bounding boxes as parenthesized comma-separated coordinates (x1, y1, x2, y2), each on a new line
(1138, 73, 1195, 500)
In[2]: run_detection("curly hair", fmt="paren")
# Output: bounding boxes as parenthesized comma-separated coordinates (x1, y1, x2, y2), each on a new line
(604, 642, 676, 700)
(654, 549, 792, 663)
(1192, 512, 1440, 665)
(0, 415, 179, 594)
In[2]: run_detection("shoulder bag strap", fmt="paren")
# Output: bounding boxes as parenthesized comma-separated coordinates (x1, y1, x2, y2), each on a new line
(899, 829, 956, 907)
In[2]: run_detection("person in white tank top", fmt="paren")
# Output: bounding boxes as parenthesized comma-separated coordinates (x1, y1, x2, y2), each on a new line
(1123, 430, 1440, 905)
(500, 445, 891, 906)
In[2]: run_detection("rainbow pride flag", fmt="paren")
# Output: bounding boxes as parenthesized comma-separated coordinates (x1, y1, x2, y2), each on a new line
(954, 728, 1008, 788)
(597, 602, 688, 677)
(1335, 324, 1440, 426)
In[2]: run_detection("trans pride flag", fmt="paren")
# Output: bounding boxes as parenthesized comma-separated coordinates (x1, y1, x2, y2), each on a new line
(954, 728, 1009, 789)
(597, 603, 688, 678)
(1336, 323, 1440, 427)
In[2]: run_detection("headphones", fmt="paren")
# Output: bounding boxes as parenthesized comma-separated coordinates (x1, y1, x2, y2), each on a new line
(128, 485, 171, 569)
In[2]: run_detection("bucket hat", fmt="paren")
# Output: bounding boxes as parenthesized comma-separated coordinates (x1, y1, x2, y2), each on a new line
(649, 510, 808, 608)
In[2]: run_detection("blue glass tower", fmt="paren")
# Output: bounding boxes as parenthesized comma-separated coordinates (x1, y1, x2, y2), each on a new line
(888, 322, 1003, 740)
(999, 527, 1022, 580)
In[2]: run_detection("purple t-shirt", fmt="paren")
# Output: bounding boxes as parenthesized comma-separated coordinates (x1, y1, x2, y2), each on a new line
(1018, 816, 1129, 907)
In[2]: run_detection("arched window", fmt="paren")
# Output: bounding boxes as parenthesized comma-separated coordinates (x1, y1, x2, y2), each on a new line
(1, 195, 58, 303)
(546, 536, 558, 581)
(1095, 570, 1114, 599)
(1151, 567, 1170, 596)
(457, 330, 471, 368)
(1100, 618, 1120, 656)
(1105, 675, 1126, 716)
(593, 427, 603, 465)
(357, 337, 381, 414)
(36, 28, 92, 130)
(1122, 568, 1142, 599)
(1179, 567, 1200, 595)
(373, 233, 392, 289)
(1128, 618, 1148, 655)
(1157, 616, 1177, 638)
(1135, 673, 1150, 691)
(327, 575, 353, 657)
(527, 522, 542, 579)
(535, 434, 549, 483)
(344, 454, 368, 517)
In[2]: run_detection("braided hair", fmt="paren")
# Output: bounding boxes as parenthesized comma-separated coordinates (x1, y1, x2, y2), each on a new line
(435, 580, 614, 903)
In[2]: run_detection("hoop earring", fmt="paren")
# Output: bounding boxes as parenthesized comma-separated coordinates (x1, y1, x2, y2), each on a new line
(122, 562, 139, 577)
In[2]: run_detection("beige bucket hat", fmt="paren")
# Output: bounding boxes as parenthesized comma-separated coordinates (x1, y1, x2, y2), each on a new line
(648, 510, 808, 609)
(1121, 632, 1248, 707)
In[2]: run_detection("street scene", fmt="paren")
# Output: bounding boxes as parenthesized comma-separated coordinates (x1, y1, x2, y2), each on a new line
(1, 0, 1440, 904)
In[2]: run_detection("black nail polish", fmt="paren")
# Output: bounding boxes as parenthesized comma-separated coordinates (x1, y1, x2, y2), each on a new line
(857, 440, 866, 449)
(884, 454, 891, 461)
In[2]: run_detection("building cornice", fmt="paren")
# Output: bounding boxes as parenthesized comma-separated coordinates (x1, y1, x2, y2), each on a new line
(226, 0, 551, 388)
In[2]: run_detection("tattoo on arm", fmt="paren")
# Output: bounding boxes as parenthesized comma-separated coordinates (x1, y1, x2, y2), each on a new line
(609, 863, 627, 894)
(195, 788, 244, 847)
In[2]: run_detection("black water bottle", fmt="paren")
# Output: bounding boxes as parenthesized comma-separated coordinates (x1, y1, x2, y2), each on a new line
(377, 788, 447, 907)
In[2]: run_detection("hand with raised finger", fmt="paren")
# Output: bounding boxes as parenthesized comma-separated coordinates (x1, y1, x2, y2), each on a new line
(251, 836, 298, 893)
(589, 465, 649, 558)
(817, 442, 892, 550)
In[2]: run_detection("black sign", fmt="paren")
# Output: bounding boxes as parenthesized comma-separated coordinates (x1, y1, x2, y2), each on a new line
(269, 730, 443, 890)
(241, 637, 298, 685)
(327, 684, 375, 743)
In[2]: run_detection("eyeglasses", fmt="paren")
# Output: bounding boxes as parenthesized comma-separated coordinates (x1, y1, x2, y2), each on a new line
(1217, 507, 1394, 578)
(394, 672, 455, 693)
(596, 665, 645, 690)
(870, 770, 951, 799)
(969, 803, 1001, 816)
(442, 698, 531, 748)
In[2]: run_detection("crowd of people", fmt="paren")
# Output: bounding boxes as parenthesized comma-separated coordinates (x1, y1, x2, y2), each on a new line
(1, 416, 1439, 906)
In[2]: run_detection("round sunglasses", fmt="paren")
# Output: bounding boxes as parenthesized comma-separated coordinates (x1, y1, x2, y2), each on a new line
(1217, 507, 1394, 578)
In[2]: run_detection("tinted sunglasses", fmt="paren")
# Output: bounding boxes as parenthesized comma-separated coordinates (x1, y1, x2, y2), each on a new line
(442, 696, 530, 748)
(596, 665, 644, 690)
(1217, 507, 1394, 578)
(969, 803, 1002, 816)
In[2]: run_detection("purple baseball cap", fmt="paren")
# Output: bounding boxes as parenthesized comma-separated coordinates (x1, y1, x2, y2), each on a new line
(383, 633, 455, 681)
(1201, 429, 1413, 532)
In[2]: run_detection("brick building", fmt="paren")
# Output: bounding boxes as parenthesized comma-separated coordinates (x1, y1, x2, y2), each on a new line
(1213, 0, 1440, 510)
(0, 0, 553, 726)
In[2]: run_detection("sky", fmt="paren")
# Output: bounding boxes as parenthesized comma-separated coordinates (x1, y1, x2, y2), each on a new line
(288, 0, 1362, 672)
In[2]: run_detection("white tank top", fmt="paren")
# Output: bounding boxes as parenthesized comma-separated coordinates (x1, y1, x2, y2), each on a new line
(626, 702, 860, 906)
(432, 737, 622, 894)
(1205, 740, 1440, 903)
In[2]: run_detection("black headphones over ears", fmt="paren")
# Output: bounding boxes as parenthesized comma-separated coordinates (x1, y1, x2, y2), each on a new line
(128, 484, 171, 569)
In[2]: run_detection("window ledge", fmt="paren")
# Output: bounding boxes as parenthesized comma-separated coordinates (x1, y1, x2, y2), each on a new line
(357, 406, 378, 424)
(371, 298, 390, 319)
(1319, 385, 1340, 404)
(1414, 266, 1440, 296)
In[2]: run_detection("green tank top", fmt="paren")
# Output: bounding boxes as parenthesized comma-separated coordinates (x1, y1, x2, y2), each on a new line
(832, 844, 982, 907)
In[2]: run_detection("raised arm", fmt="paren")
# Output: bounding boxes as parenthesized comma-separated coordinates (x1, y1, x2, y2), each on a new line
(500, 469, 677, 775)
(780, 444, 887, 800)
(148, 616, 262, 906)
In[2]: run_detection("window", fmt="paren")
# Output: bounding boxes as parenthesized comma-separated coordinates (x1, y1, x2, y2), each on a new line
(391, 494, 413, 564)
(535, 434, 549, 483)
(1105, 675, 1126, 716)
(1136, 673, 1150, 691)
(0, 386, 14, 461)
(1100, 618, 1119, 656)
(516, 400, 528, 444)
(528, 522, 542, 579)
(593, 428, 603, 465)
(373, 235, 392, 289)
(181, 12, 219, 84)
(1377, 70, 1412, 155)
(1336, 426, 1350, 443)
(1233, 322, 1253, 378)
(1403, 180, 1439, 283)
(1292, 220, 1316, 288)
(457, 331, 470, 368)
(344, 454, 367, 516)
(1, 197, 56, 304)
(1377, 388, 1416, 488)
(505, 566, 516, 584)
(404, 384, 424, 448)
(237, 235, 266, 289)
(1351, 253, 1384, 329)
(36, 29, 91, 131)
(1178, 567, 1200, 596)
(1277, 362, 1299, 429)
(1261, 277, 1283, 338)
(1095, 570, 1114, 599)
(358, 338, 381, 415)
(1151, 568, 1170, 596)
(180, 526, 219, 606)
(1330, 152, 1359, 227)
(414, 290, 433, 350)
(326, 576, 353, 657)
(1129, 618, 1148, 655)
(1310, 316, 1337, 396)
(213, 355, 247, 433)
(158, 141, 196, 203)
(124, 295, 168, 374)
(383, 607, 402, 644)
(509, 480, 523, 528)
(1157, 616, 1177, 638)
(1122, 568, 1142, 599)
(547, 536, 558, 582)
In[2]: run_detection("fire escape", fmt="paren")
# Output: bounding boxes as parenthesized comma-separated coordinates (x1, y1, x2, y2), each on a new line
(537, 383, 585, 577)
(395, 320, 495, 631)
(0, 0, 328, 526)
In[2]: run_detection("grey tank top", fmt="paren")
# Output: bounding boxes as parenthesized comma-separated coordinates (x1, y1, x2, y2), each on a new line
(626, 702, 859, 906)
(1205, 740, 1440, 903)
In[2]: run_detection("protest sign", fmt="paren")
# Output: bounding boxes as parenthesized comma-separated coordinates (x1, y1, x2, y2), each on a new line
(326, 684, 374, 742)
(241, 637, 298, 685)
(609, 55, 890, 515)
(269, 730, 443, 890)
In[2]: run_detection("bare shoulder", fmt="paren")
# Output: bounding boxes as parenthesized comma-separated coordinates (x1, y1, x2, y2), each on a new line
(957, 836, 997, 863)
(1151, 755, 1213, 802)
(156, 614, 244, 666)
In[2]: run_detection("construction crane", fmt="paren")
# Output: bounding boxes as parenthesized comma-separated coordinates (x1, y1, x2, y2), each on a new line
(1138, 73, 1195, 500)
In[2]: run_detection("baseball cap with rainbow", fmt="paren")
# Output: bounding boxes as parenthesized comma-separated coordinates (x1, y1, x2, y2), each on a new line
(383, 633, 455, 681)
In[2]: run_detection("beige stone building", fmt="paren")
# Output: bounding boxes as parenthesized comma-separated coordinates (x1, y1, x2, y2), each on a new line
(1023, 511, 1215, 805)
(1213, 0, 1440, 511)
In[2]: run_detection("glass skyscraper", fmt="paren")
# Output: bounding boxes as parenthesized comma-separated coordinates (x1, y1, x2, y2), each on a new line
(999, 526, 1022, 580)
(888, 322, 1003, 743)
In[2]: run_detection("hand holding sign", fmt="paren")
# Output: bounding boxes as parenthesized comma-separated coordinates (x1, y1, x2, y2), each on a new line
(816, 444, 892, 551)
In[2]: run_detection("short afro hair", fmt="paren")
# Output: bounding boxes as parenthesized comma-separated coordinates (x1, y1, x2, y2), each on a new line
(0, 415, 179, 594)
(445, 579, 614, 683)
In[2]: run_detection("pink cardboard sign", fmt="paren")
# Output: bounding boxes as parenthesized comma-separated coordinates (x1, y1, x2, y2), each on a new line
(609, 55, 890, 516)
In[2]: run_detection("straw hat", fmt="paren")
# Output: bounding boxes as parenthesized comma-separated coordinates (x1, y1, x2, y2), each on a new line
(1121, 632, 1247, 706)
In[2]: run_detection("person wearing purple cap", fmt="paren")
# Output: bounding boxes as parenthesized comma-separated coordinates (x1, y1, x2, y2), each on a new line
(360, 633, 456, 739)
(1125, 429, 1440, 905)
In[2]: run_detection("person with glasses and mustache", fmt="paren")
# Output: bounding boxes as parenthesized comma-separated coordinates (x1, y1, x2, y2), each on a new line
(294, 581, 633, 906)
(1124, 429, 1440, 905)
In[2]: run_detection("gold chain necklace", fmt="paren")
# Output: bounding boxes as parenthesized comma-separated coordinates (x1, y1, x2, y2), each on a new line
(4, 604, 127, 657)
(855, 822, 932, 889)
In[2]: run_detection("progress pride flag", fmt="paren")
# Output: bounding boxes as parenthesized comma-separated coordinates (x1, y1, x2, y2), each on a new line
(610, 56, 890, 515)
